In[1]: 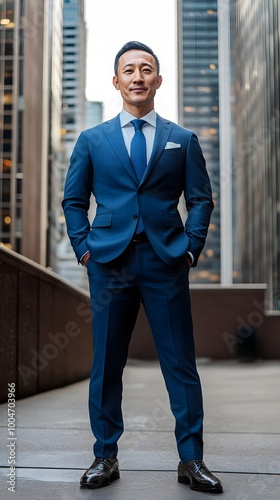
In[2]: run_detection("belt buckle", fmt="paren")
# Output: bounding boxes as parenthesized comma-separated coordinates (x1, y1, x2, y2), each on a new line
(132, 231, 147, 243)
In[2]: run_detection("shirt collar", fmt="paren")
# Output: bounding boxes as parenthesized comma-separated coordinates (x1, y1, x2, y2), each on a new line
(120, 109, 157, 128)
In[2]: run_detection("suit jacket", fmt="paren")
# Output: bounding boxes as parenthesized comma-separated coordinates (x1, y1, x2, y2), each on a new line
(62, 114, 214, 267)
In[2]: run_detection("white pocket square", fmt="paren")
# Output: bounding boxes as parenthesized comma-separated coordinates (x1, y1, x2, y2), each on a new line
(164, 142, 181, 149)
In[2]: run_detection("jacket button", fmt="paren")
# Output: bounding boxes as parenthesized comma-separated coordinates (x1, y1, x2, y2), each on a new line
(133, 214, 138, 219)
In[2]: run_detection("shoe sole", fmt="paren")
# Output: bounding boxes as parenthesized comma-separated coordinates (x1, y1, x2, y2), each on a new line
(80, 471, 120, 489)
(178, 475, 223, 493)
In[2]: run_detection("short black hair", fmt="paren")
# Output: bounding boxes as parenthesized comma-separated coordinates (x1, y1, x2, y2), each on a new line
(114, 41, 160, 76)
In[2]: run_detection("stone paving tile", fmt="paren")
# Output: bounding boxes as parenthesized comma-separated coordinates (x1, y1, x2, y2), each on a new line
(1, 469, 280, 500)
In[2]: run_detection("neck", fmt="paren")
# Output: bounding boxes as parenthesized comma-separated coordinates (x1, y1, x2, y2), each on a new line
(123, 103, 154, 118)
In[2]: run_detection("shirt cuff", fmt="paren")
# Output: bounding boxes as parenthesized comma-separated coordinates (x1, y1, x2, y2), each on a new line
(187, 251, 194, 264)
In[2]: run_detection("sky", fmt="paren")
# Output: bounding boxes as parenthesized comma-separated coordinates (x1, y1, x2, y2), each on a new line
(84, 0, 177, 122)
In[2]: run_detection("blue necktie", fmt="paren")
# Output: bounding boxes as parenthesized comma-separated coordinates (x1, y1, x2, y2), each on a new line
(130, 119, 147, 233)
(130, 119, 147, 182)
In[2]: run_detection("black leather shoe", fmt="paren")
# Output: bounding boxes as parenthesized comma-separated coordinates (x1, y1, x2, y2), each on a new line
(80, 457, 120, 489)
(178, 460, 223, 493)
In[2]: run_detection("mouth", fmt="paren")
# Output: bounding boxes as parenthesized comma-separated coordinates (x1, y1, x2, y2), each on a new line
(130, 87, 147, 93)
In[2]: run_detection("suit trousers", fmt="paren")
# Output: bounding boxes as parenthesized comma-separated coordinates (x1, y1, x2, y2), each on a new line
(86, 239, 204, 463)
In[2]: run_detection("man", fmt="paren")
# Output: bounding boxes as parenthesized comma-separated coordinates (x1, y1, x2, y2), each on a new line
(62, 41, 223, 493)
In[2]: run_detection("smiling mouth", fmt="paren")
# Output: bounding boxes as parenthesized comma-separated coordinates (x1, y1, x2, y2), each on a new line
(131, 87, 147, 92)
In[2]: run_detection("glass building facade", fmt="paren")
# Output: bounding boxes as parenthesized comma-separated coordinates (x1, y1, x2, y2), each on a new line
(55, 1, 105, 290)
(177, 0, 220, 283)
(54, 0, 88, 288)
(0, 1, 24, 253)
(233, 0, 280, 310)
(61, 0, 86, 160)
(0, 0, 63, 265)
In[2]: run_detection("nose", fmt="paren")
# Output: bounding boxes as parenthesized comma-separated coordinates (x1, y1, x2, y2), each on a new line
(132, 68, 143, 83)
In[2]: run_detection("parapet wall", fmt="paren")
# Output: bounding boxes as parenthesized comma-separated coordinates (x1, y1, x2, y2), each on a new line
(0, 246, 92, 403)
(130, 285, 280, 360)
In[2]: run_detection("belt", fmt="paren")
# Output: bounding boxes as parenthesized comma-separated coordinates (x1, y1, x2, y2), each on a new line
(132, 231, 149, 243)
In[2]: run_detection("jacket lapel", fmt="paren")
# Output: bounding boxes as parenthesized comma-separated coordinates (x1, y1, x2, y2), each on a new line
(140, 115, 172, 186)
(102, 114, 173, 186)
(102, 115, 138, 184)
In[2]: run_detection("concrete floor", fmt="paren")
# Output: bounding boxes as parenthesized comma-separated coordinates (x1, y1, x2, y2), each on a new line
(0, 359, 280, 499)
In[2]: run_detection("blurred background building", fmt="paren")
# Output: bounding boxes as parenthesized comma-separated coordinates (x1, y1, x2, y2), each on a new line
(1, 0, 279, 309)
(61, 0, 86, 162)
(177, 0, 220, 284)
(0, 0, 63, 265)
(51, 0, 87, 288)
(52, 0, 102, 289)
(232, 0, 280, 310)
(0, 0, 101, 289)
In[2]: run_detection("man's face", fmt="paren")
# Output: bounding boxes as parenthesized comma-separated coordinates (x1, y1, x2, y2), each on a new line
(113, 50, 162, 114)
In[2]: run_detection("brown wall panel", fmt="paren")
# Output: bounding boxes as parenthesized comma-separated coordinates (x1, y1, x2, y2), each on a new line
(17, 272, 39, 398)
(0, 261, 18, 398)
(128, 305, 157, 360)
(0, 247, 93, 402)
(129, 287, 280, 361)
(38, 280, 57, 393)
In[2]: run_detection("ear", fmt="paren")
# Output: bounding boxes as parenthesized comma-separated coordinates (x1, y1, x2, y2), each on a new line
(113, 76, 119, 90)
(156, 75, 163, 89)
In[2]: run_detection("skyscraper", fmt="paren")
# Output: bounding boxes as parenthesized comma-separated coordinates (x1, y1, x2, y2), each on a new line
(0, 0, 63, 265)
(232, 0, 280, 310)
(53, 0, 89, 288)
(61, 0, 86, 160)
(177, 0, 220, 283)
(0, 1, 21, 253)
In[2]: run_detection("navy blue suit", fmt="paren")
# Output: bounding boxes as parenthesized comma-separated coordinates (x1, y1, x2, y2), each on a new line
(62, 113, 214, 462)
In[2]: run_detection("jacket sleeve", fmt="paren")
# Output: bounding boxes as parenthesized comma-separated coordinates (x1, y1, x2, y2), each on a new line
(62, 132, 93, 263)
(184, 133, 214, 267)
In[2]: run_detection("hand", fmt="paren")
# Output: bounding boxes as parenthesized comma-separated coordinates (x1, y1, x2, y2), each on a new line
(184, 253, 192, 269)
(82, 252, 91, 266)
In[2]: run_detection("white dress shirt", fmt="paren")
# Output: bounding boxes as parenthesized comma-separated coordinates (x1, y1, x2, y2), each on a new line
(120, 108, 156, 163)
